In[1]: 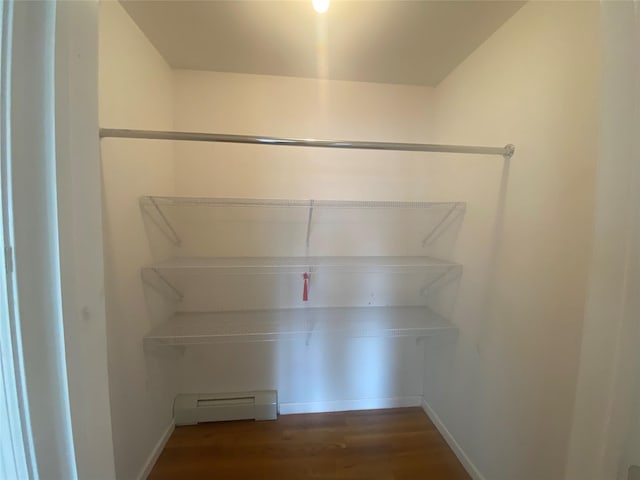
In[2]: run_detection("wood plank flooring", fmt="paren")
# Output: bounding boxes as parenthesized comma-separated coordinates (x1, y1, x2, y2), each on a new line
(149, 407, 470, 479)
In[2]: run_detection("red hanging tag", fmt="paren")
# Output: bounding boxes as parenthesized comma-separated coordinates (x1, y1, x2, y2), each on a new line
(302, 273, 309, 302)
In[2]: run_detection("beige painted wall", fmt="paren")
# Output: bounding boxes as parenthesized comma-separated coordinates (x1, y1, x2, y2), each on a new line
(566, 3, 640, 480)
(54, 1, 116, 477)
(99, 2, 603, 478)
(99, 2, 176, 479)
(169, 71, 441, 413)
(172, 70, 436, 200)
(424, 3, 600, 480)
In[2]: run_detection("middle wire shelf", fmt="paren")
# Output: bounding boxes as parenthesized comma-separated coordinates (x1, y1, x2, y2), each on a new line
(145, 255, 461, 273)
(142, 256, 463, 308)
(144, 306, 457, 346)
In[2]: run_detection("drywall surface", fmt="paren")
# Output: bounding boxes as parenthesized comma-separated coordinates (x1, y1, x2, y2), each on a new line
(170, 71, 439, 409)
(54, 1, 116, 477)
(423, 3, 600, 480)
(99, 2, 176, 479)
(172, 70, 436, 199)
(566, 3, 640, 480)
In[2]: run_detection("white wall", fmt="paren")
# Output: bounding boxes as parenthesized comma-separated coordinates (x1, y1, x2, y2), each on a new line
(172, 70, 436, 199)
(100, 4, 606, 479)
(566, 3, 640, 480)
(54, 1, 116, 478)
(6, 1, 116, 477)
(169, 71, 440, 412)
(99, 2, 176, 479)
(423, 3, 600, 480)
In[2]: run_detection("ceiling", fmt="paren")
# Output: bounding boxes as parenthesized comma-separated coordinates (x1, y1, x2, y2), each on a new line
(120, 0, 524, 87)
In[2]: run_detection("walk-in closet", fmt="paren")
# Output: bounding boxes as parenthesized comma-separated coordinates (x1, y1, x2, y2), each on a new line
(90, 1, 639, 479)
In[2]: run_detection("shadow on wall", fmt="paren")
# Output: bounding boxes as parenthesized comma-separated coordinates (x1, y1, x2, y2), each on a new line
(422, 158, 512, 453)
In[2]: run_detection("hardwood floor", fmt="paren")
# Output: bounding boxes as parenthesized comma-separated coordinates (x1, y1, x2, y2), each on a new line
(149, 407, 470, 479)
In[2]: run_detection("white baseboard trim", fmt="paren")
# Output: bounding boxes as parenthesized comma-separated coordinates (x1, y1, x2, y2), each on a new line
(137, 419, 175, 480)
(279, 395, 422, 415)
(421, 399, 487, 480)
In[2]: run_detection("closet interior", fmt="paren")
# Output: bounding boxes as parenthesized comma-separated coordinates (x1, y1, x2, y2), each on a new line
(99, 2, 602, 479)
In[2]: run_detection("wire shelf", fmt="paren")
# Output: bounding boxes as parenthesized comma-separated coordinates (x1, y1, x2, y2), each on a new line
(141, 196, 465, 210)
(146, 255, 460, 272)
(141, 256, 462, 311)
(144, 306, 456, 346)
(140, 195, 467, 258)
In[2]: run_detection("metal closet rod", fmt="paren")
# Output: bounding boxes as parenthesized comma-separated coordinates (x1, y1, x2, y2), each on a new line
(99, 128, 515, 159)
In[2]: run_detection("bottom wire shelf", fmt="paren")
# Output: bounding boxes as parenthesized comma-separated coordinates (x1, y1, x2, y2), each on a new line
(144, 306, 456, 346)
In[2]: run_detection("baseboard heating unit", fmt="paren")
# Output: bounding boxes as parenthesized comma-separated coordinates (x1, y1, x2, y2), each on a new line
(173, 390, 278, 426)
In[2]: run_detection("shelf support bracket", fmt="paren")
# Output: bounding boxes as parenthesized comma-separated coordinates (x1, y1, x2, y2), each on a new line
(141, 268, 184, 302)
(145, 197, 182, 246)
(305, 200, 315, 248)
(419, 266, 462, 297)
(422, 203, 464, 247)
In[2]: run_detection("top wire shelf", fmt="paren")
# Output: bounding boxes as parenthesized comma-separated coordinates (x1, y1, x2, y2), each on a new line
(140, 196, 466, 260)
(142, 196, 464, 210)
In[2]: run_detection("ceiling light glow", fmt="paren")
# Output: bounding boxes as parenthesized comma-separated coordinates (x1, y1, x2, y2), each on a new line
(312, 0, 330, 14)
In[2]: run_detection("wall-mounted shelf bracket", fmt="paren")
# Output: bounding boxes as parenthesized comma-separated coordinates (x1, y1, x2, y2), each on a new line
(419, 266, 463, 297)
(141, 267, 184, 302)
(422, 203, 465, 247)
(141, 197, 182, 246)
(305, 200, 314, 248)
